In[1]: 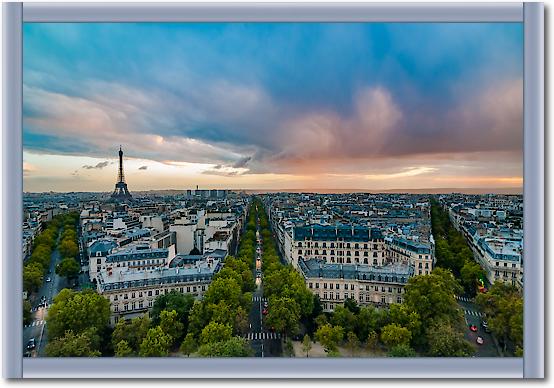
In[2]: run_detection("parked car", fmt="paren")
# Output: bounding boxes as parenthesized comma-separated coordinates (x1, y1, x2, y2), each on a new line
(26, 338, 36, 350)
(469, 325, 478, 332)
(45, 277, 51, 283)
(476, 336, 484, 345)
(263, 301, 269, 308)
(262, 308, 268, 315)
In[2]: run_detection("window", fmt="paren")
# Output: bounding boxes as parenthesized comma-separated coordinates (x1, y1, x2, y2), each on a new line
(350, 284, 354, 290)
(344, 293, 349, 299)
(344, 284, 348, 290)
(124, 293, 128, 300)
(335, 284, 339, 289)
(132, 292, 136, 298)
(374, 244, 378, 250)
(155, 290, 159, 296)
(309, 282, 313, 289)
(418, 263, 423, 268)
(381, 296, 386, 304)
(148, 290, 152, 296)
(97, 258, 101, 264)
(324, 283, 327, 289)
(388, 287, 392, 293)
(355, 251, 359, 256)
(298, 249, 302, 254)
(139, 301, 143, 309)
(323, 292, 328, 299)
(397, 296, 402, 303)
(114, 304, 119, 312)
(315, 283, 319, 289)
(330, 283, 334, 290)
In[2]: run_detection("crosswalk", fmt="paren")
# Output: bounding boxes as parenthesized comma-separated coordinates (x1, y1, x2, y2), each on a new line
(464, 309, 484, 317)
(456, 296, 474, 303)
(252, 296, 268, 302)
(245, 332, 281, 340)
(25, 320, 45, 328)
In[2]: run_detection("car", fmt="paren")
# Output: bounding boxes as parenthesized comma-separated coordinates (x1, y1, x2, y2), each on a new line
(26, 338, 36, 350)
(263, 301, 269, 308)
(262, 308, 268, 315)
(469, 325, 478, 332)
(45, 277, 51, 282)
(476, 336, 484, 345)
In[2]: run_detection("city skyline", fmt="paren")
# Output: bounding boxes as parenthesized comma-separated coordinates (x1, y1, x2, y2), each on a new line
(23, 22, 523, 192)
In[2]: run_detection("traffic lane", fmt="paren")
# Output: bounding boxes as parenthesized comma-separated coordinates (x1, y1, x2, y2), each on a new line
(463, 312, 498, 356)
(23, 308, 47, 357)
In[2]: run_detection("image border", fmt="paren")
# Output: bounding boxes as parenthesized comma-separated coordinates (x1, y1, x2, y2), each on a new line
(2, 1, 543, 379)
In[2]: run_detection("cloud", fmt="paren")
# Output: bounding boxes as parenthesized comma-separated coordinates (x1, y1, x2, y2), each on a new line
(232, 156, 251, 168)
(138, 165, 148, 170)
(23, 162, 37, 176)
(82, 161, 109, 170)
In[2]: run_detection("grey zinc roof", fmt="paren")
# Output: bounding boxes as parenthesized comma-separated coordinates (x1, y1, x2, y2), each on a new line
(299, 258, 413, 283)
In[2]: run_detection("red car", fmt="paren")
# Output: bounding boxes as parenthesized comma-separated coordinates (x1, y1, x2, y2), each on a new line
(262, 308, 268, 315)
(469, 325, 478, 332)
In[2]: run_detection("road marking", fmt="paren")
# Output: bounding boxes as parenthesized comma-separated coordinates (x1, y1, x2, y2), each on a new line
(252, 296, 268, 302)
(464, 309, 484, 317)
(245, 332, 281, 341)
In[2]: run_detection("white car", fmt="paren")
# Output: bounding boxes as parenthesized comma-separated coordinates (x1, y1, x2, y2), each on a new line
(45, 277, 51, 282)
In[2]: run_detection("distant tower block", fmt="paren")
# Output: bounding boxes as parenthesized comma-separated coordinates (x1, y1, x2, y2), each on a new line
(111, 146, 132, 201)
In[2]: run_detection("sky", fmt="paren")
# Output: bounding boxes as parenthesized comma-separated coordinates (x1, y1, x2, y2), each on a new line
(22, 22, 524, 193)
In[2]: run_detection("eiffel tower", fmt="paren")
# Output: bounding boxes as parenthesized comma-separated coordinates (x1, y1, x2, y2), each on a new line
(111, 146, 132, 201)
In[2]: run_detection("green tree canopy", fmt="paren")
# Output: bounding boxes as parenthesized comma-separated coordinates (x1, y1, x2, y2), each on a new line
(47, 289, 110, 341)
(114, 340, 134, 357)
(55, 257, 80, 279)
(196, 336, 252, 357)
(200, 321, 233, 345)
(150, 290, 195, 328)
(139, 326, 172, 357)
(315, 324, 344, 353)
(426, 321, 474, 357)
(388, 344, 417, 357)
(380, 324, 412, 348)
(45, 329, 101, 357)
(159, 309, 185, 346)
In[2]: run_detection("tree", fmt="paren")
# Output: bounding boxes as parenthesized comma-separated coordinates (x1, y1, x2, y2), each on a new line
(344, 297, 360, 314)
(139, 326, 172, 357)
(476, 281, 523, 353)
(196, 337, 252, 357)
(23, 263, 43, 294)
(460, 261, 485, 296)
(265, 296, 300, 336)
(180, 333, 198, 357)
(380, 324, 412, 348)
(55, 258, 80, 279)
(302, 334, 312, 357)
(45, 330, 101, 357)
(150, 290, 195, 328)
(346, 331, 359, 356)
(427, 322, 474, 357)
(47, 289, 110, 341)
(404, 269, 463, 334)
(315, 324, 344, 353)
(23, 299, 32, 326)
(355, 306, 380, 341)
(200, 322, 233, 345)
(388, 344, 417, 357)
(388, 304, 422, 345)
(112, 315, 150, 353)
(331, 305, 357, 338)
(234, 307, 250, 335)
(203, 277, 243, 309)
(58, 239, 78, 259)
(114, 340, 134, 357)
(365, 331, 379, 354)
(159, 309, 184, 346)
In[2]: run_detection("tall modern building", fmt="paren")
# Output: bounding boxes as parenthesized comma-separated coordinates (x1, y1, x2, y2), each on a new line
(111, 146, 132, 201)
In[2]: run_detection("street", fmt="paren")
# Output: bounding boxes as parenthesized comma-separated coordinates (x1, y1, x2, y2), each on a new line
(456, 295, 500, 357)
(23, 229, 68, 356)
(245, 210, 282, 357)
